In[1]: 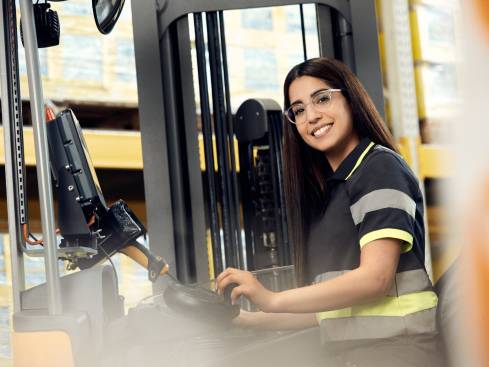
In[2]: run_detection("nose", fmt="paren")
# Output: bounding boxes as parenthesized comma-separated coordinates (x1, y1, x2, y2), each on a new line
(304, 103, 321, 124)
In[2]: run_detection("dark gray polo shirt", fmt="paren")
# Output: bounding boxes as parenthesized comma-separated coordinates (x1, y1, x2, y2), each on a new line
(306, 138, 426, 283)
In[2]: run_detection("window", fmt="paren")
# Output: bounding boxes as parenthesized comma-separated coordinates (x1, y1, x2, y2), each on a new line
(63, 35, 103, 81)
(285, 5, 317, 33)
(17, 39, 48, 76)
(244, 48, 278, 90)
(62, 0, 91, 16)
(24, 256, 46, 286)
(0, 306, 10, 359)
(0, 239, 5, 285)
(288, 52, 305, 66)
(425, 7, 455, 45)
(116, 40, 136, 83)
(241, 8, 273, 30)
(424, 63, 458, 104)
(119, 0, 133, 21)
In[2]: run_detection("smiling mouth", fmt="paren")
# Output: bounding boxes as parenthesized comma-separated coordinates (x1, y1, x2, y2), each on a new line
(311, 123, 333, 137)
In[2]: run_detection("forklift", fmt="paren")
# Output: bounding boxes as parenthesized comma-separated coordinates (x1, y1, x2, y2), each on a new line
(0, 0, 384, 365)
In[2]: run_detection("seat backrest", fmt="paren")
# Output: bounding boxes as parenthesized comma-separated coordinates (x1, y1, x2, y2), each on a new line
(434, 259, 460, 365)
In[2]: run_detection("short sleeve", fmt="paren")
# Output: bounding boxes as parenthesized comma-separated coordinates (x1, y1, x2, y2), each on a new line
(346, 149, 422, 253)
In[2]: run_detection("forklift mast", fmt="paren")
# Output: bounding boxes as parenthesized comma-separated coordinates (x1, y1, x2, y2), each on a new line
(131, 0, 383, 287)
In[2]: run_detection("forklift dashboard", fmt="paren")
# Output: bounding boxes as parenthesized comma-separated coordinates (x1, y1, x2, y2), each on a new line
(46, 109, 167, 281)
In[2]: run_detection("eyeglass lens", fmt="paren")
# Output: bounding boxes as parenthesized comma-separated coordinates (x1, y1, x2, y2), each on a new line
(286, 90, 333, 124)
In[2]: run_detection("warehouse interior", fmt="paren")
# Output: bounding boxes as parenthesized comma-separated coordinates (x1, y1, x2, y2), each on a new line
(0, 0, 480, 366)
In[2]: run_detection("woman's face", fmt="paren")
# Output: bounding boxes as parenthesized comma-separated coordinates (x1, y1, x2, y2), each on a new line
(288, 76, 359, 168)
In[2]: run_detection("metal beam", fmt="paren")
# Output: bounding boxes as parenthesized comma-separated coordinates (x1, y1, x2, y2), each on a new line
(19, 0, 62, 315)
(316, 4, 336, 58)
(349, 0, 384, 117)
(131, 0, 177, 286)
(0, 0, 25, 312)
(174, 17, 208, 283)
(156, 0, 351, 35)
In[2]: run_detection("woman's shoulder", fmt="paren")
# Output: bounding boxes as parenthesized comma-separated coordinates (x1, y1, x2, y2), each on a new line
(347, 143, 420, 191)
(362, 144, 414, 175)
(368, 144, 406, 164)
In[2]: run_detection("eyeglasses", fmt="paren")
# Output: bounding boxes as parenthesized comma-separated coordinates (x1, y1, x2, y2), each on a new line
(284, 89, 343, 125)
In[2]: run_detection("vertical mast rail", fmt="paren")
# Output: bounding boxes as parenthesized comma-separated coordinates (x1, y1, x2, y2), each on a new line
(0, 0, 26, 313)
(194, 13, 224, 275)
(19, 0, 62, 315)
(270, 113, 290, 265)
(300, 5, 308, 60)
(218, 11, 245, 270)
(206, 12, 236, 268)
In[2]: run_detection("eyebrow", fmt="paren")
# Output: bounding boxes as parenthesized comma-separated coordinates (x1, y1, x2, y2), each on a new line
(290, 88, 330, 106)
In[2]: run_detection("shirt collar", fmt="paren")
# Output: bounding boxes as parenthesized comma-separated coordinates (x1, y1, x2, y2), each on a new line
(328, 137, 375, 181)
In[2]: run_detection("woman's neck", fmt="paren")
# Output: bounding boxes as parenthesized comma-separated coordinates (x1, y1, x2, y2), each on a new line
(326, 135, 361, 172)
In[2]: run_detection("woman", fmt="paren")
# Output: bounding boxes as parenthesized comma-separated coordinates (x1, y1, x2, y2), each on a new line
(216, 58, 441, 366)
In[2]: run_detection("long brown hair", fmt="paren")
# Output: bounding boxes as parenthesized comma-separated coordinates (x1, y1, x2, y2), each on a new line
(283, 57, 398, 285)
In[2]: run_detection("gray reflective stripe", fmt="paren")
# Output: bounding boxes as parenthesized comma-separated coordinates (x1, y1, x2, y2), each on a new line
(387, 269, 433, 296)
(319, 307, 437, 343)
(315, 269, 433, 297)
(350, 189, 416, 225)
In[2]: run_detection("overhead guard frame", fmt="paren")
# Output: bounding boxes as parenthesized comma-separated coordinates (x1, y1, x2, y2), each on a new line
(132, 0, 383, 287)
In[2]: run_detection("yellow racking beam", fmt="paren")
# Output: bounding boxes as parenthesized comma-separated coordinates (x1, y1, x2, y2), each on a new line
(418, 144, 453, 179)
(398, 138, 453, 179)
(0, 127, 243, 172)
(0, 127, 143, 170)
(0, 127, 451, 178)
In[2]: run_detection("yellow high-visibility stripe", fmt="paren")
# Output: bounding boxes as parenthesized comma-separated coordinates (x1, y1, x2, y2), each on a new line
(360, 228, 413, 253)
(345, 142, 375, 180)
(316, 291, 438, 321)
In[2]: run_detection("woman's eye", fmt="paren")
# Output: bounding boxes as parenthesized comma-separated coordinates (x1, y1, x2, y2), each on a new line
(294, 108, 304, 116)
(317, 95, 330, 104)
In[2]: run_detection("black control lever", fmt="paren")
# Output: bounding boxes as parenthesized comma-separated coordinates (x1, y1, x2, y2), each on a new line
(119, 243, 169, 282)
(223, 283, 239, 305)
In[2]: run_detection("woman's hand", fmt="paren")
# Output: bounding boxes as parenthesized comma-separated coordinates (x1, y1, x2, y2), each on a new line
(216, 268, 279, 312)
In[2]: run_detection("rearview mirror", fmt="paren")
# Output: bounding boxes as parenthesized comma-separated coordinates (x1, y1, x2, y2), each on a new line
(92, 0, 125, 35)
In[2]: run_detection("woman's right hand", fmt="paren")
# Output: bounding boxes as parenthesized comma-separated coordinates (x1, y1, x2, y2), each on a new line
(216, 267, 279, 312)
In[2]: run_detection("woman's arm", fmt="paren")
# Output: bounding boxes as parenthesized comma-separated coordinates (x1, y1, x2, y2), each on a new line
(216, 238, 401, 313)
(234, 310, 318, 330)
(272, 238, 401, 313)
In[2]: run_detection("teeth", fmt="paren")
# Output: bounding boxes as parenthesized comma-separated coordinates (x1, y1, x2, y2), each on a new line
(312, 124, 332, 137)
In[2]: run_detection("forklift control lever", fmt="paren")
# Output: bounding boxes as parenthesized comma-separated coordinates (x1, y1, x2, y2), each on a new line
(120, 243, 169, 282)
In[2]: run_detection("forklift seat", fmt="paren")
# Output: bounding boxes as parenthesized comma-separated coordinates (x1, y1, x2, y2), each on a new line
(434, 258, 460, 366)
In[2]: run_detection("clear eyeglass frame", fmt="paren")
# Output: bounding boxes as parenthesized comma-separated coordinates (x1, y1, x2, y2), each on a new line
(284, 88, 343, 125)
